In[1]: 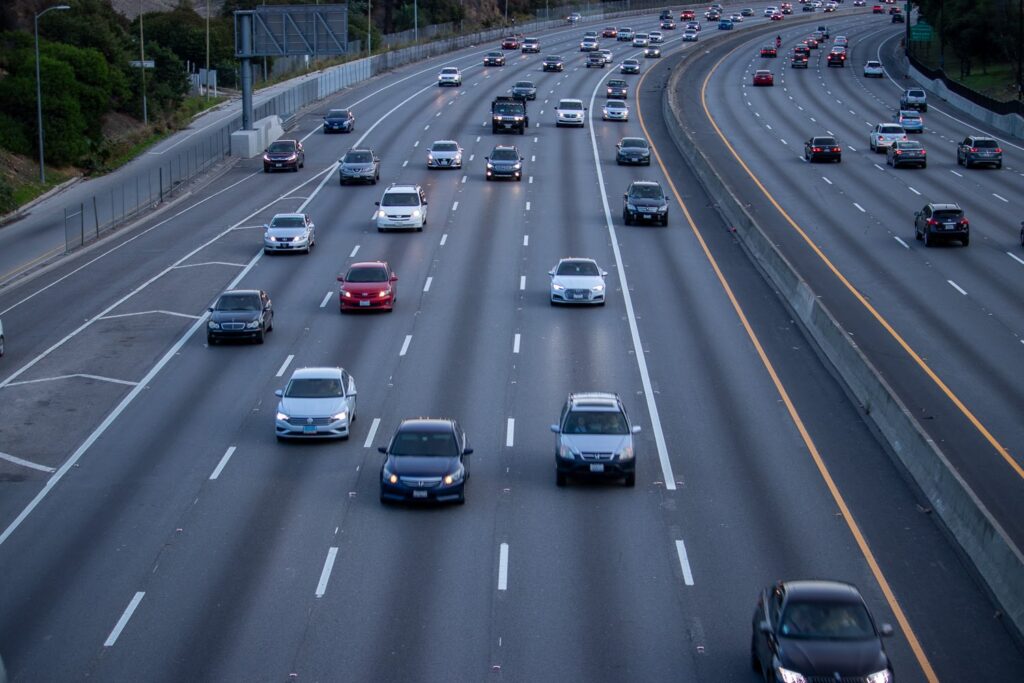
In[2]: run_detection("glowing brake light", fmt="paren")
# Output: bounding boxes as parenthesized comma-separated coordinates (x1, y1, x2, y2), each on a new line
(970, 147, 978, 153)
(995, 148, 1002, 153)
(832, 147, 840, 152)
(927, 218, 939, 225)
(812, 147, 822, 152)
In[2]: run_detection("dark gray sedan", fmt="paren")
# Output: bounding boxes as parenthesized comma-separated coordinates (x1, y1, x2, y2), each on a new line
(615, 137, 651, 165)
(338, 148, 380, 185)
(207, 289, 273, 345)
(511, 80, 537, 100)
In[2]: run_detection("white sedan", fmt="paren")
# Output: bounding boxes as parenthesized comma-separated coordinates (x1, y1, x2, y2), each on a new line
(263, 213, 315, 254)
(549, 258, 608, 305)
(275, 367, 357, 440)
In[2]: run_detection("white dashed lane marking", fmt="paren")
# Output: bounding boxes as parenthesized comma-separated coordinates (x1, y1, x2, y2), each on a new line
(948, 280, 967, 296)
(319, 291, 332, 308)
(399, 335, 412, 356)
(349, 245, 360, 257)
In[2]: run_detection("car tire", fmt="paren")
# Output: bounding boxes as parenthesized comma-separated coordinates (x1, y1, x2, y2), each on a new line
(267, 315, 273, 332)
(661, 215, 669, 226)
(921, 162, 927, 168)
(624, 473, 636, 487)
(751, 636, 761, 672)
(623, 212, 632, 225)
(964, 158, 972, 169)
(962, 236, 969, 247)
(996, 162, 1002, 169)
(255, 328, 265, 344)
(923, 230, 932, 247)
(556, 471, 567, 487)
(456, 492, 466, 505)
(206, 334, 216, 345)
(379, 493, 391, 506)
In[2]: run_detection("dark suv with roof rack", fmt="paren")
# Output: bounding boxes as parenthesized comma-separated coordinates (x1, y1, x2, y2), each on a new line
(623, 180, 669, 225)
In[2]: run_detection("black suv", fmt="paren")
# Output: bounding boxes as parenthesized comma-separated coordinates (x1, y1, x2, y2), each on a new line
(956, 135, 1003, 168)
(542, 54, 565, 71)
(379, 419, 472, 504)
(606, 79, 629, 98)
(485, 145, 524, 181)
(624, 181, 669, 225)
(914, 203, 970, 247)
(207, 289, 273, 344)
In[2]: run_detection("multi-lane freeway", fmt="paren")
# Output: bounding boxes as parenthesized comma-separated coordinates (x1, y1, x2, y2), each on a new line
(0, 5, 1022, 682)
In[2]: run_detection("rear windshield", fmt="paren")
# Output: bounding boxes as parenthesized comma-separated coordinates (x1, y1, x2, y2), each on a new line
(344, 151, 373, 163)
(907, 90, 925, 97)
(896, 141, 923, 150)
(381, 192, 420, 207)
(557, 261, 600, 276)
(563, 410, 629, 435)
(270, 215, 305, 227)
(879, 125, 903, 134)
(215, 293, 261, 311)
(391, 431, 459, 457)
(285, 378, 344, 398)
(345, 267, 387, 282)
(973, 139, 999, 148)
(933, 210, 963, 220)
(812, 138, 837, 146)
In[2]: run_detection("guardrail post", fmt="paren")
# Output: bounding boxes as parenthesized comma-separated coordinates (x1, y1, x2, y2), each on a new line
(159, 166, 164, 204)
(93, 195, 99, 239)
(79, 202, 84, 247)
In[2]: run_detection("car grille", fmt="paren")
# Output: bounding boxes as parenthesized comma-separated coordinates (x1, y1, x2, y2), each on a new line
(399, 476, 442, 488)
(286, 417, 333, 426)
(565, 289, 592, 300)
(580, 451, 615, 461)
(220, 322, 248, 331)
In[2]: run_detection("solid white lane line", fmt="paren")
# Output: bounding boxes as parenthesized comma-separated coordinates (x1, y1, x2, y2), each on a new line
(506, 418, 515, 448)
(822, 177, 832, 185)
(948, 280, 967, 296)
(909, 187, 921, 195)
(440, 233, 448, 246)
(453, 201, 459, 211)
(315, 547, 339, 598)
(498, 543, 509, 591)
(950, 170, 963, 177)
(523, 234, 529, 246)
(586, 71, 676, 490)
(0, 451, 55, 473)
(364, 418, 381, 448)
(525, 201, 531, 211)
(399, 335, 412, 356)
(209, 446, 236, 480)
(853, 203, 866, 213)
(519, 276, 526, 290)
(848, 145, 857, 152)
(513, 333, 521, 354)
(993, 193, 1008, 203)
(423, 277, 433, 292)
(894, 237, 909, 249)
(276, 355, 295, 378)
(1008, 252, 1024, 266)
(675, 540, 695, 586)
(104, 592, 145, 647)
(349, 245, 360, 257)
(319, 291, 332, 308)
(873, 163, 884, 171)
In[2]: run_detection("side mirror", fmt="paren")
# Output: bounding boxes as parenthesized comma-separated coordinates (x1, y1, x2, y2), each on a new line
(378, 446, 387, 454)
(463, 448, 474, 455)
(375, 201, 381, 206)
(601, 270, 608, 277)
(550, 424, 561, 433)
(632, 425, 642, 433)
(274, 389, 284, 397)
(484, 156, 489, 160)
(207, 307, 214, 312)
(422, 201, 428, 206)
(623, 193, 628, 199)
(337, 276, 345, 282)
(548, 269, 555, 276)
(759, 621, 772, 635)
(262, 224, 270, 230)
(347, 390, 358, 398)
(390, 274, 399, 281)
(880, 624, 894, 637)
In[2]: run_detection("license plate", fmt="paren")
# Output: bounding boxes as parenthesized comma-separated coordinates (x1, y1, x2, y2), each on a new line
(303, 426, 316, 433)
(572, 293, 585, 300)
(359, 300, 370, 306)
(589, 464, 605, 473)
(643, 214, 652, 219)
(275, 163, 282, 167)
(413, 490, 428, 498)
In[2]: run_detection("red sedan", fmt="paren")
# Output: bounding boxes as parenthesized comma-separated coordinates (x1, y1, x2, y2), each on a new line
(338, 261, 398, 312)
(770, 11, 784, 20)
(760, 46, 778, 57)
(501, 36, 520, 49)
(753, 70, 775, 86)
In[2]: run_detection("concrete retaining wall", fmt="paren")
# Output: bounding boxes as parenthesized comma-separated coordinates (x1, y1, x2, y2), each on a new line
(662, 56, 1024, 637)
(905, 63, 1024, 139)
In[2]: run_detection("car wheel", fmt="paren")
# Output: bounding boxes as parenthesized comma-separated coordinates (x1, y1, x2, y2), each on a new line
(267, 315, 273, 332)
(661, 215, 669, 226)
(624, 473, 636, 487)
(207, 334, 216, 346)
(379, 493, 391, 506)
(869, 140, 875, 152)
(996, 161, 1002, 169)
(923, 230, 932, 247)
(835, 156, 841, 163)
(255, 328, 265, 344)
(456, 491, 466, 505)
(623, 212, 632, 225)
(616, 159, 622, 165)
(964, 158, 972, 169)
(751, 635, 761, 672)
(962, 236, 969, 247)
(264, 167, 270, 173)
(921, 162, 927, 168)
(556, 471, 567, 487)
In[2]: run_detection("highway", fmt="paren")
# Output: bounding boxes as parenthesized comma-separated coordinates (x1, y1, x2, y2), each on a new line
(0, 6, 1021, 681)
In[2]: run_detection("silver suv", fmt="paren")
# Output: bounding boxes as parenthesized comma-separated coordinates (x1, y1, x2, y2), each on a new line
(551, 393, 641, 487)
(899, 88, 927, 112)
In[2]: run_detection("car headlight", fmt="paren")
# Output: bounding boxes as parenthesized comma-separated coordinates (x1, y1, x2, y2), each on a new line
(775, 668, 807, 683)
(552, 283, 565, 291)
(512, 163, 521, 170)
(266, 235, 277, 242)
(443, 466, 465, 485)
(342, 290, 353, 298)
(514, 116, 523, 121)
(866, 671, 892, 683)
(378, 210, 387, 218)
(618, 445, 633, 460)
(245, 320, 261, 329)
(559, 444, 579, 460)
(427, 153, 434, 161)
(208, 321, 220, 329)
(658, 205, 668, 212)
(331, 411, 348, 422)
(411, 209, 421, 218)
(487, 162, 494, 170)
(383, 467, 397, 484)
(276, 412, 289, 421)
(591, 284, 605, 292)
(627, 203, 638, 211)
(378, 288, 391, 297)
(286, 153, 297, 161)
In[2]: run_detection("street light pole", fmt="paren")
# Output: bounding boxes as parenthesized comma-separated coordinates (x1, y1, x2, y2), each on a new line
(140, 3, 148, 125)
(414, 0, 418, 42)
(368, 0, 372, 56)
(34, 4, 70, 184)
(205, 0, 210, 98)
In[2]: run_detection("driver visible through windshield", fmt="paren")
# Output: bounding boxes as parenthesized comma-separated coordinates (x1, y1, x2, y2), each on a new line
(285, 378, 344, 398)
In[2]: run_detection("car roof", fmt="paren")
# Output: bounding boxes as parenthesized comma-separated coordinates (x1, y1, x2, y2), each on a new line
(781, 580, 864, 604)
(568, 392, 622, 409)
(289, 366, 344, 380)
(430, 139, 459, 146)
(271, 212, 306, 219)
(348, 260, 388, 269)
(397, 418, 456, 433)
(629, 180, 663, 188)
(559, 98, 584, 104)
(384, 184, 421, 193)
(559, 257, 599, 264)
(440, 67, 459, 72)
(221, 288, 261, 297)
(491, 144, 519, 152)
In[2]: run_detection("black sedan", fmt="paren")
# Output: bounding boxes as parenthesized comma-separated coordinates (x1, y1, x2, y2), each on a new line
(263, 139, 304, 173)
(752, 580, 894, 683)
(379, 419, 473, 505)
(804, 136, 842, 163)
(207, 289, 273, 345)
(542, 54, 565, 71)
(511, 80, 538, 100)
(623, 180, 669, 225)
(483, 51, 506, 66)
(615, 137, 651, 165)
(322, 108, 355, 133)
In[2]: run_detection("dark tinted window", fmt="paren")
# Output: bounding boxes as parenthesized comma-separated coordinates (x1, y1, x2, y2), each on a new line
(344, 151, 373, 163)
(557, 261, 600, 276)
(514, 82, 534, 88)
(345, 267, 387, 283)
(491, 148, 519, 161)
(432, 142, 458, 152)
(285, 378, 344, 398)
(895, 141, 923, 150)
(933, 210, 963, 220)
(391, 430, 459, 456)
(973, 139, 998, 148)
(327, 109, 350, 118)
(563, 410, 629, 435)
(630, 184, 664, 199)
(268, 141, 296, 152)
(812, 137, 837, 146)
(215, 293, 261, 311)
(622, 138, 649, 148)
(270, 215, 305, 228)
(779, 600, 875, 640)
(381, 192, 420, 207)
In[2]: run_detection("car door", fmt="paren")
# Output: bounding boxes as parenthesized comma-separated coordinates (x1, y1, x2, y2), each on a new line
(341, 370, 356, 414)
(757, 585, 785, 668)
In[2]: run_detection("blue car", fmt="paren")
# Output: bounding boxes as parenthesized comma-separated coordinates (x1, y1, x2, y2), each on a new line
(718, 19, 734, 29)
(323, 108, 355, 133)
(893, 109, 924, 133)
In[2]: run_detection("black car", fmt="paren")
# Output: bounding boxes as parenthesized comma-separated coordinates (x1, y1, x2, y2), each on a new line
(619, 59, 641, 74)
(616, 137, 651, 165)
(891, 11, 904, 22)
(322, 108, 355, 133)
(511, 80, 537, 100)
(263, 139, 304, 173)
(542, 54, 565, 71)
(804, 136, 842, 163)
(483, 51, 506, 66)
(606, 79, 629, 98)
(207, 289, 273, 344)
(623, 180, 669, 225)
(379, 419, 472, 505)
(957, 135, 1003, 168)
(485, 145, 524, 181)
(915, 202, 970, 247)
(887, 139, 927, 168)
(338, 148, 380, 185)
(752, 580, 894, 683)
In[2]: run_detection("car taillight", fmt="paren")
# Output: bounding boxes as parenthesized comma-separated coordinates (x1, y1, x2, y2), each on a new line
(995, 148, 1002, 153)
(921, 150, 927, 154)
(927, 219, 939, 225)
(832, 147, 840, 152)
(970, 147, 978, 153)
(961, 219, 969, 226)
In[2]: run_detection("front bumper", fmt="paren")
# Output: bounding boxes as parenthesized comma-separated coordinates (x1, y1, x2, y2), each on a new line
(603, 111, 629, 121)
(340, 170, 376, 183)
(380, 477, 465, 503)
(264, 159, 299, 171)
(556, 116, 585, 127)
(557, 455, 634, 479)
(264, 237, 310, 251)
(551, 288, 605, 304)
(276, 416, 350, 439)
(438, 79, 461, 86)
(543, 64, 564, 71)
(340, 292, 394, 310)
(626, 207, 668, 223)
(323, 123, 352, 133)
(427, 157, 462, 168)
(378, 215, 425, 230)
(207, 325, 262, 341)
(486, 167, 522, 180)
(617, 154, 651, 165)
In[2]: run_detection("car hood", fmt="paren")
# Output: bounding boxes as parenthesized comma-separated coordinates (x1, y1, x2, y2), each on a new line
(343, 281, 389, 294)
(627, 197, 666, 208)
(265, 227, 307, 238)
(341, 162, 375, 172)
(278, 395, 348, 418)
(561, 433, 630, 454)
(779, 637, 888, 676)
(552, 275, 603, 290)
(387, 455, 459, 477)
(210, 310, 260, 323)
(620, 146, 650, 155)
(266, 151, 297, 159)
(489, 158, 520, 167)
(430, 150, 460, 159)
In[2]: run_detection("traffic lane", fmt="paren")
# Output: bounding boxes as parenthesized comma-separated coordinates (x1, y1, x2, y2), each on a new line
(641, 46, 1024, 679)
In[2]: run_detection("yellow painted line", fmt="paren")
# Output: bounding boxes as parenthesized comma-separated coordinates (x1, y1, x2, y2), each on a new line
(697, 40, 1024, 483)
(635, 57, 940, 683)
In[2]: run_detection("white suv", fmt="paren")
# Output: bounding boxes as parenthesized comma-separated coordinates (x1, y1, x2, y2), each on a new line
(376, 184, 428, 231)
(555, 99, 587, 127)
(632, 33, 649, 47)
(437, 67, 462, 87)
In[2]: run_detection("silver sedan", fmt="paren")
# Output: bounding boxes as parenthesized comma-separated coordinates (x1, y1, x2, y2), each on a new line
(602, 100, 629, 121)
(275, 367, 357, 440)
(549, 258, 608, 305)
(263, 213, 315, 254)
(427, 140, 463, 169)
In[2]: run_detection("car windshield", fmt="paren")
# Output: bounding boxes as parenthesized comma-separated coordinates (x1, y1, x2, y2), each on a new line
(780, 601, 876, 640)
(344, 151, 373, 163)
(432, 142, 458, 152)
(327, 109, 349, 118)
(622, 138, 649, 149)
(812, 138, 836, 146)
(285, 378, 344, 398)
(491, 148, 519, 161)
(215, 293, 261, 311)
(630, 184, 664, 199)
(933, 210, 962, 221)
(441, 68, 458, 74)
(391, 431, 459, 457)
(545, 55, 562, 61)
(606, 101, 626, 109)
(346, 267, 387, 282)
(563, 410, 629, 435)
(381, 192, 420, 207)
(267, 141, 295, 153)
(488, 52, 502, 57)
(624, 60, 639, 65)
(494, 103, 522, 114)
(270, 215, 305, 228)
(557, 261, 600, 276)
(560, 101, 583, 110)
(514, 82, 533, 88)
(973, 139, 998, 148)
